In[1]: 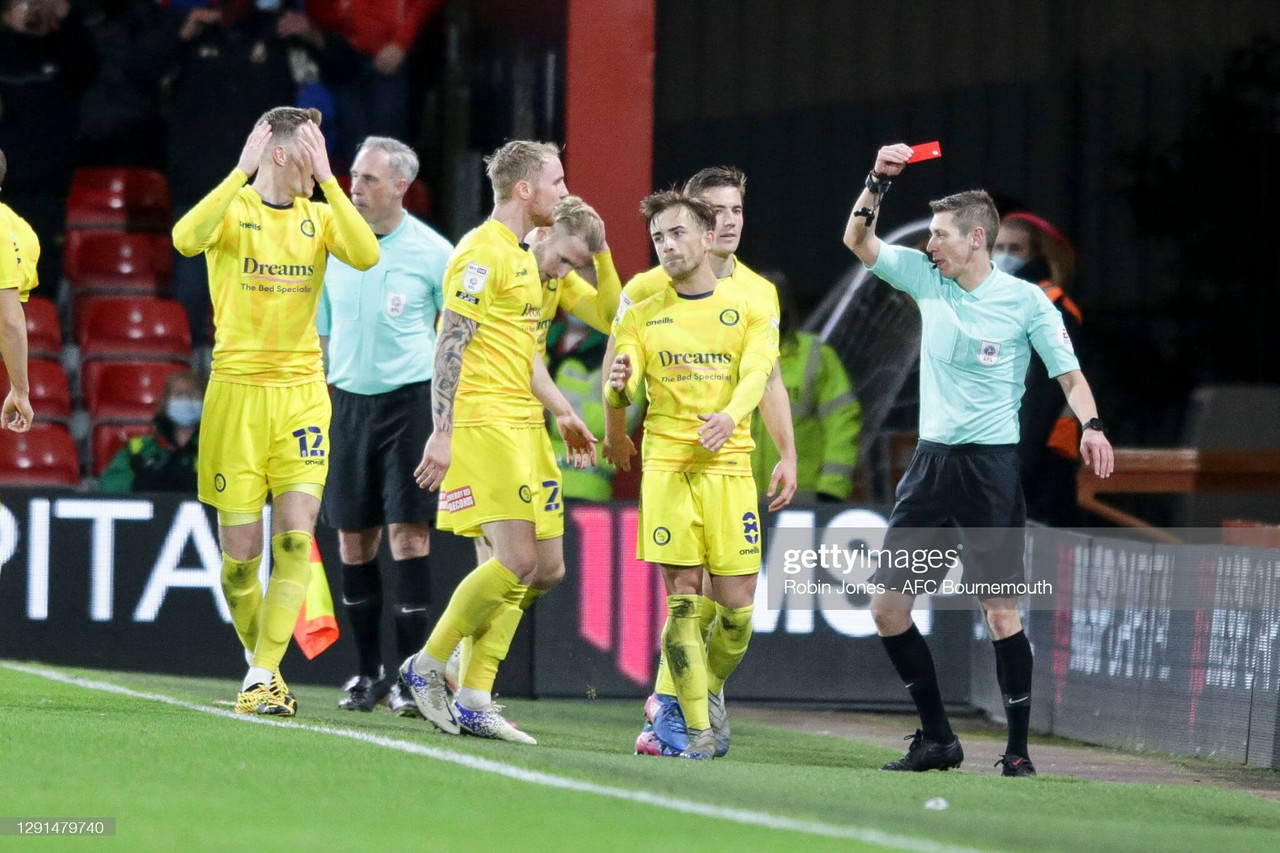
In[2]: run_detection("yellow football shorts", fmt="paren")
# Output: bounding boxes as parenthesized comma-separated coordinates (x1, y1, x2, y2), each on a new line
(198, 378, 331, 513)
(437, 424, 563, 539)
(638, 470, 762, 575)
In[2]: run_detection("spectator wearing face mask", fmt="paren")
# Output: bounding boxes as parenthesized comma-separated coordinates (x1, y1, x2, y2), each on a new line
(993, 212, 1084, 526)
(99, 371, 204, 493)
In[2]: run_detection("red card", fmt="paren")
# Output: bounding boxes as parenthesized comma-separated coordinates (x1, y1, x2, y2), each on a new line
(907, 141, 943, 163)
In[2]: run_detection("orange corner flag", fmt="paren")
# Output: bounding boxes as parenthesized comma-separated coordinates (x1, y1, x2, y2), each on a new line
(294, 539, 339, 659)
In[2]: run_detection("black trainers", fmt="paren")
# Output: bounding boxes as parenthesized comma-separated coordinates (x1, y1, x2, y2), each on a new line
(387, 678, 423, 718)
(881, 730, 964, 771)
(996, 754, 1036, 777)
(338, 672, 391, 712)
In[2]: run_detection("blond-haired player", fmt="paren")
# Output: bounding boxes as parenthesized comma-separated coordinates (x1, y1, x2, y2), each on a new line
(607, 191, 777, 759)
(439, 193, 619, 740)
(173, 107, 379, 715)
(401, 141, 596, 739)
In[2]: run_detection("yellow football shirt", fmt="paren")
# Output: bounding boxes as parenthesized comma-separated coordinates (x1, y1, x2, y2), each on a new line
(610, 282, 778, 474)
(611, 255, 780, 339)
(172, 168, 379, 386)
(443, 219, 544, 426)
(0, 201, 40, 301)
(523, 250, 622, 424)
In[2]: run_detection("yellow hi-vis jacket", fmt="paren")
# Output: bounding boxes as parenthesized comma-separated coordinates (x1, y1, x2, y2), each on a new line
(751, 331, 862, 501)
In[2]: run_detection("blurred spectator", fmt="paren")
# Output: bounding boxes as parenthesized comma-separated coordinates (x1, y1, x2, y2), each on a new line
(547, 312, 640, 500)
(995, 212, 1084, 526)
(99, 370, 204, 493)
(77, 0, 167, 168)
(0, 0, 98, 297)
(752, 275, 861, 503)
(140, 0, 303, 344)
(293, 0, 445, 150)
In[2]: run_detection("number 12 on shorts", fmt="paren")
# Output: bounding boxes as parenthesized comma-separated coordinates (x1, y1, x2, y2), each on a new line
(292, 426, 325, 458)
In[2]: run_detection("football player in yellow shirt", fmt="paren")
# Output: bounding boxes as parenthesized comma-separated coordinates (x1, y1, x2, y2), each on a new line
(440, 195, 621, 739)
(172, 107, 379, 715)
(607, 191, 777, 759)
(0, 149, 36, 432)
(402, 141, 596, 739)
(606, 167, 796, 757)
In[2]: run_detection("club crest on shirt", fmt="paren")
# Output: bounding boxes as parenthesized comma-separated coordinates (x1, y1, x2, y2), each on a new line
(300, 219, 315, 238)
(720, 308, 740, 327)
(978, 340, 1001, 366)
(386, 292, 406, 317)
(462, 263, 489, 294)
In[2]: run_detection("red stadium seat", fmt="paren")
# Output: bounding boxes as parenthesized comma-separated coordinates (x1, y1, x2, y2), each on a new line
(64, 230, 172, 289)
(0, 358, 71, 421)
(79, 297, 192, 361)
(66, 168, 171, 232)
(23, 297, 62, 357)
(92, 422, 153, 476)
(0, 425, 80, 486)
(83, 360, 186, 421)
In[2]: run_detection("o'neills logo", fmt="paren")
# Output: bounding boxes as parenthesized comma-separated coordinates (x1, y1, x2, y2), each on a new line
(658, 351, 732, 366)
(243, 258, 315, 277)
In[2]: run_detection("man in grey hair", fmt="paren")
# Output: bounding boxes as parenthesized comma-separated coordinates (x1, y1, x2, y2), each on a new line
(317, 136, 454, 716)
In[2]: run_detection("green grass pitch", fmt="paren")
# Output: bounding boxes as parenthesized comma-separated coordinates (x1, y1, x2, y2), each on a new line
(2, 661, 1278, 852)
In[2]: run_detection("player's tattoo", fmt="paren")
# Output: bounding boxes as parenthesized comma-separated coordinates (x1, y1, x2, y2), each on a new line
(432, 309, 478, 432)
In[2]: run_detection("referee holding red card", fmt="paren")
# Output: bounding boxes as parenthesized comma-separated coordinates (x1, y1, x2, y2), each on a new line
(842, 142, 1113, 777)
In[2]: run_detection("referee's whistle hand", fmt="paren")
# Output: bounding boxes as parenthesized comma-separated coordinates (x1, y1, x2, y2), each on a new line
(696, 412, 735, 452)
(415, 432, 451, 491)
(1081, 431, 1114, 479)
(874, 143, 914, 178)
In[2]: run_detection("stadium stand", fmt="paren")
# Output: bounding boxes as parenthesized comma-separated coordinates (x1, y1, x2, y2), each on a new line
(65, 167, 171, 232)
(0, 426, 81, 486)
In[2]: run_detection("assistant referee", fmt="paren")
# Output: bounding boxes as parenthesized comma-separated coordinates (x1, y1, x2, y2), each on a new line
(317, 136, 453, 716)
(842, 144, 1114, 777)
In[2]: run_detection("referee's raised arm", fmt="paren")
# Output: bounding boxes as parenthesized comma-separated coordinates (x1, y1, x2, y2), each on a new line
(842, 143, 915, 268)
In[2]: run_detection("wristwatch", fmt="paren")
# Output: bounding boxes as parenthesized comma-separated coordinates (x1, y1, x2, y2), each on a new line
(1082, 418, 1105, 434)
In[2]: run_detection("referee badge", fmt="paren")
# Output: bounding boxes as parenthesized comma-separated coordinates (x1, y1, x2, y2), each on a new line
(386, 292, 406, 317)
(978, 340, 1001, 366)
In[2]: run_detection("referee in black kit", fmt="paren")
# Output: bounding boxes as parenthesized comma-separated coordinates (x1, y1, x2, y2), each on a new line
(842, 144, 1114, 776)
(316, 137, 455, 715)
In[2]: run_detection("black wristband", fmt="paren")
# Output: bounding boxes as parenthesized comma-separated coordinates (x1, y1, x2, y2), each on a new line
(865, 170, 892, 195)
(1082, 417, 1105, 434)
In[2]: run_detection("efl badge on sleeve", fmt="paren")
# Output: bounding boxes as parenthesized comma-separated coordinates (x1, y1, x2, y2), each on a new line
(978, 340, 1001, 366)
(462, 263, 489, 294)
(1060, 327, 1075, 353)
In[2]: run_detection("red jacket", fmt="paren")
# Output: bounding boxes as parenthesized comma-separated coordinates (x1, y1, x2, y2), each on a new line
(305, 0, 444, 55)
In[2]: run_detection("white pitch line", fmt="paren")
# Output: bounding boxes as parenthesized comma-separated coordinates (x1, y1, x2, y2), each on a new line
(5, 662, 993, 853)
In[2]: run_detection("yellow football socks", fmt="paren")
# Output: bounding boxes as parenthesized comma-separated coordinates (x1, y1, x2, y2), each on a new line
(220, 553, 263, 654)
(424, 557, 521, 663)
(251, 531, 312, 672)
(654, 594, 716, 696)
(458, 581, 549, 691)
(460, 585, 527, 691)
(707, 603, 754, 694)
(662, 594, 710, 730)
